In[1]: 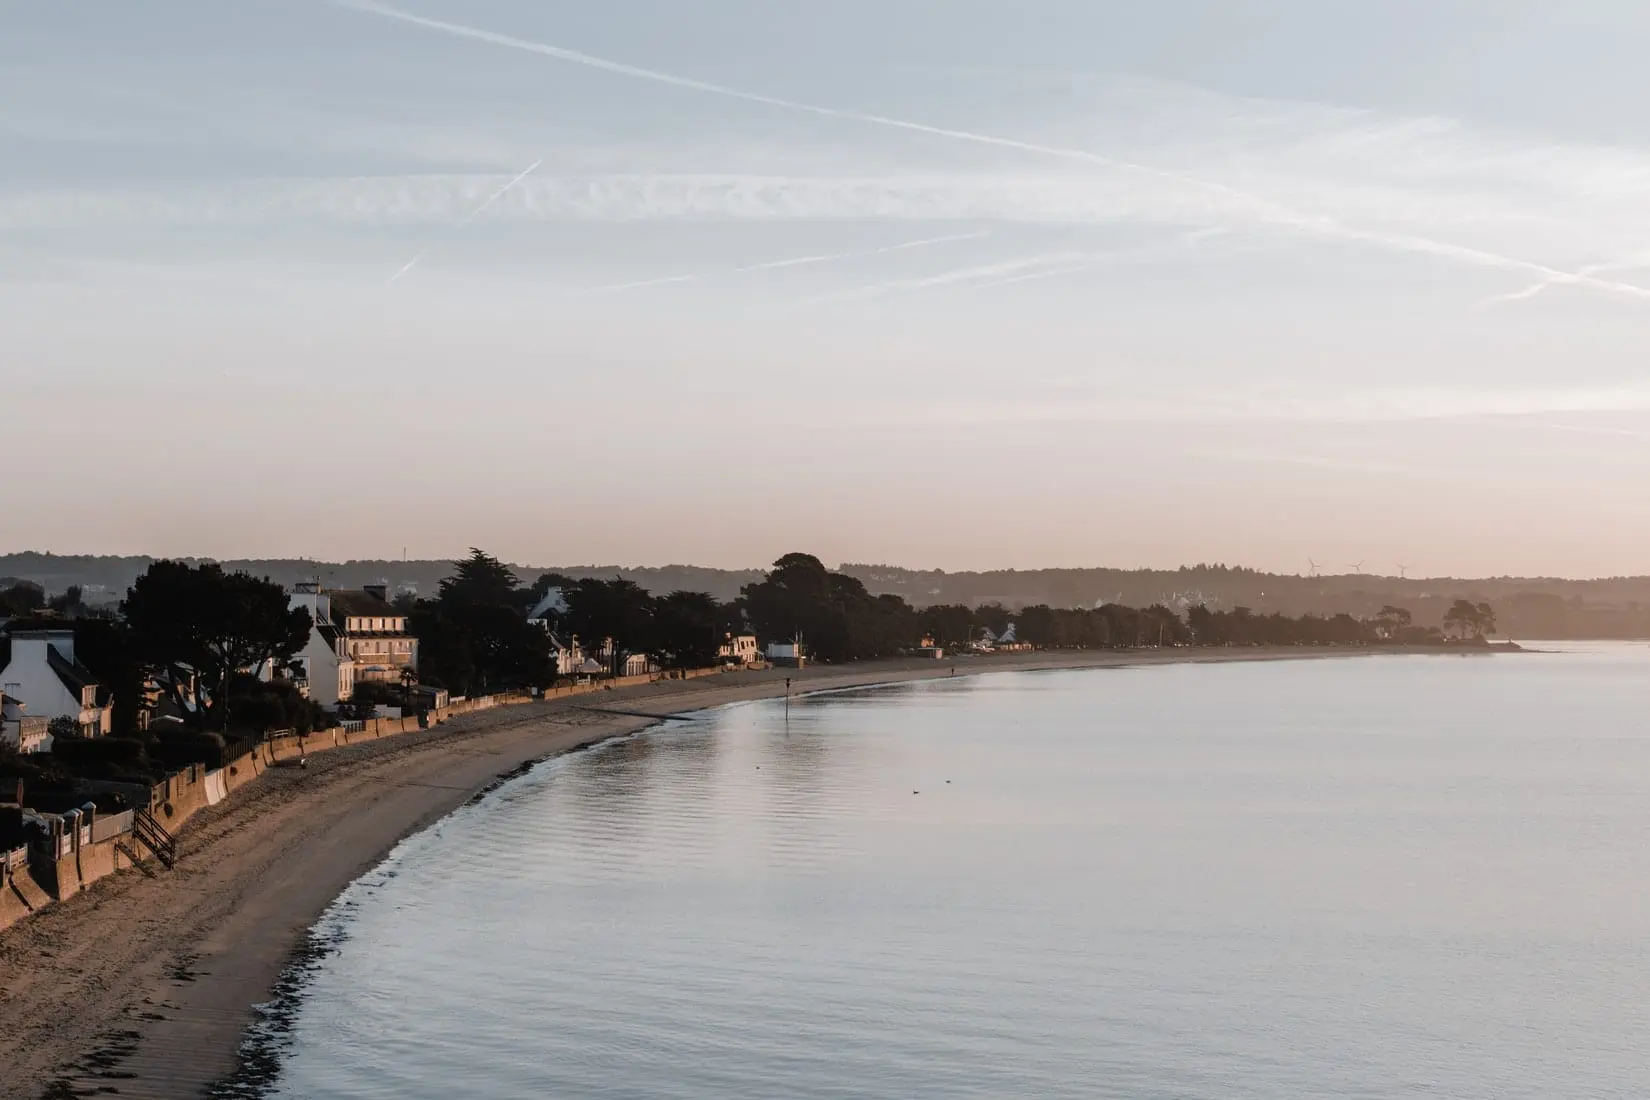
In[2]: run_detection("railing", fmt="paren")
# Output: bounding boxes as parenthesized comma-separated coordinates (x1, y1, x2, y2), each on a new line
(131, 808, 177, 869)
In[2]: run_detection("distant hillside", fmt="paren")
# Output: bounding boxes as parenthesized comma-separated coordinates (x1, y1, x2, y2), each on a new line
(0, 553, 765, 606)
(835, 563, 1650, 639)
(5, 553, 1650, 638)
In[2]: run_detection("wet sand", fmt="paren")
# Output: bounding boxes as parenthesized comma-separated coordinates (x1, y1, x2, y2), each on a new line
(0, 646, 1485, 1099)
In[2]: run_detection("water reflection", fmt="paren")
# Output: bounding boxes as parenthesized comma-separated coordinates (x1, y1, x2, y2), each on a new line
(246, 651, 1650, 1100)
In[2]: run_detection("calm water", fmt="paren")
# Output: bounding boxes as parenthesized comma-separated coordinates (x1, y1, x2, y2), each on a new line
(240, 646, 1650, 1099)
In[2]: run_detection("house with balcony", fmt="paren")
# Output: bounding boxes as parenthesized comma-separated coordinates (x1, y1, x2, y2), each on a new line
(333, 584, 418, 685)
(1, 692, 49, 753)
(288, 581, 415, 706)
(547, 632, 585, 680)
(0, 629, 113, 741)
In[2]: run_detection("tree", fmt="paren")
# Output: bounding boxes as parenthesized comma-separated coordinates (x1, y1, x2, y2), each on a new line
(741, 553, 888, 663)
(918, 604, 979, 647)
(1371, 605, 1413, 640)
(122, 561, 311, 729)
(418, 551, 555, 694)
(565, 578, 656, 668)
(410, 604, 474, 693)
(438, 549, 526, 610)
(652, 591, 724, 669)
(974, 603, 1012, 637)
(1015, 605, 1058, 648)
(48, 715, 82, 742)
(742, 554, 917, 663)
(0, 582, 45, 616)
(71, 618, 147, 735)
(47, 586, 87, 616)
(1443, 599, 1494, 641)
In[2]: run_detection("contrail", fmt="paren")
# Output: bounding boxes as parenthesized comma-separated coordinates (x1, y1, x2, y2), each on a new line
(387, 157, 543, 282)
(1486, 258, 1650, 306)
(819, 228, 1210, 301)
(591, 231, 988, 292)
(332, 0, 1650, 305)
(965, 262, 1090, 291)
(804, 253, 1089, 304)
(958, 227, 1216, 291)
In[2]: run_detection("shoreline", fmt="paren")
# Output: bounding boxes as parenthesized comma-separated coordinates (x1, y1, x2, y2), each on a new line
(0, 644, 1503, 1099)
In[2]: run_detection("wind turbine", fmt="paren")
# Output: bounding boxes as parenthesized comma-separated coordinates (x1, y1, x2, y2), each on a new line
(1396, 563, 1411, 579)
(1348, 561, 1365, 575)
(1307, 559, 1322, 577)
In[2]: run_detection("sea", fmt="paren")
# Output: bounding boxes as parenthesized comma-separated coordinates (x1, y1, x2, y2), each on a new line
(224, 644, 1650, 1099)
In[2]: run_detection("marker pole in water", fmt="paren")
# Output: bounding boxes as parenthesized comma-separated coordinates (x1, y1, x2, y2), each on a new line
(785, 677, 791, 724)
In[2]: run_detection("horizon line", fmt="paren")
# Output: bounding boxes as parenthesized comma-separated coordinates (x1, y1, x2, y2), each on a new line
(1, 549, 1645, 585)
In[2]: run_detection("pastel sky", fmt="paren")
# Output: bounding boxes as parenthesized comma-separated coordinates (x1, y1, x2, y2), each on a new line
(6, 1, 1650, 577)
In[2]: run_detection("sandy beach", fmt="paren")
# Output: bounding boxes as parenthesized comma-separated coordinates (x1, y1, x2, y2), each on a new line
(0, 646, 1484, 1099)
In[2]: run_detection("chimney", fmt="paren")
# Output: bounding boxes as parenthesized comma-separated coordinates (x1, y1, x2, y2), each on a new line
(364, 580, 390, 603)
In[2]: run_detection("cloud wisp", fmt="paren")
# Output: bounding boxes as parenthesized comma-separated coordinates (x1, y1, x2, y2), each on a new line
(332, 0, 1650, 306)
(388, 157, 542, 282)
(964, 262, 1092, 291)
(590, 231, 987, 292)
(800, 253, 1091, 304)
(869, 383, 1650, 428)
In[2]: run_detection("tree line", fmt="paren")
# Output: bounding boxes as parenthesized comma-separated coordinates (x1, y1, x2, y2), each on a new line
(4, 554, 1504, 743)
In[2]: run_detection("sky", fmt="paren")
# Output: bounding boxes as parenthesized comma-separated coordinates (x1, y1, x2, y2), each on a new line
(6, 0, 1650, 577)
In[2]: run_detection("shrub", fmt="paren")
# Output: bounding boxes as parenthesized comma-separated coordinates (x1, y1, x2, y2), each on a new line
(150, 730, 230, 770)
(50, 737, 152, 781)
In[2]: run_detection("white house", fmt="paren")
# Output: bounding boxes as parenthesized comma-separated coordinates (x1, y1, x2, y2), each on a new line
(765, 641, 807, 668)
(718, 634, 760, 666)
(526, 591, 588, 681)
(1, 692, 49, 754)
(589, 638, 656, 679)
(527, 588, 568, 627)
(620, 652, 656, 678)
(288, 582, 357, 706)
(546, 632, 584, 679)
(0, 630, 113, 740)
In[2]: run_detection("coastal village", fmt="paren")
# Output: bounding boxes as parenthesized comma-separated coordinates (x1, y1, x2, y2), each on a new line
(0, 551, 1038, 935)
(0, 549, 1493, 939)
